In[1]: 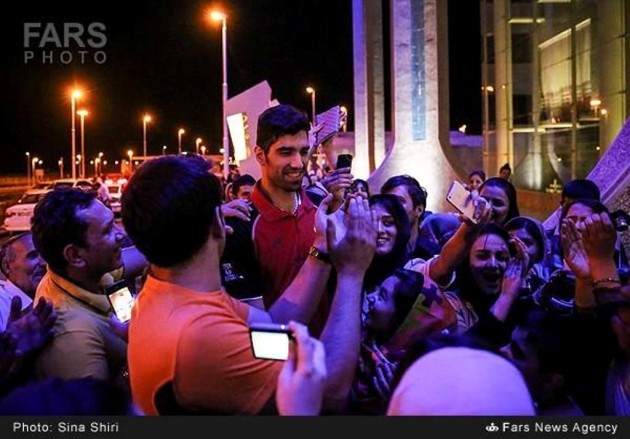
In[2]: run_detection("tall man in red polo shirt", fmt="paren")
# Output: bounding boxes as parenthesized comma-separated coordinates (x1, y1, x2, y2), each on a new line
(221, 105, 330, 333)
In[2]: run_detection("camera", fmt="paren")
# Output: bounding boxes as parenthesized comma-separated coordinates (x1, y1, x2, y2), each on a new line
(610, 210, 630, 232)
(249, 322, 293, 361)
(531, 270, 576, 316)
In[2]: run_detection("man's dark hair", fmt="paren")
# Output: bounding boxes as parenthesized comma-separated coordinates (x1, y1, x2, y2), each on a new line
(560, 198, 609, 224)
(381, 175, 428, 209)
(31, 189, 96, 273)
(561, 179, 600, 204)
(256, 104, 311, 154)
(122, 155, 223, 267)
(500, 163, 512, 172)
(0, 377, 132, 415)
(231, 174, 256, 196)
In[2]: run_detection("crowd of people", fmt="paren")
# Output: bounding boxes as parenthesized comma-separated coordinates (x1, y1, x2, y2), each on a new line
(0, 104, 629, 416)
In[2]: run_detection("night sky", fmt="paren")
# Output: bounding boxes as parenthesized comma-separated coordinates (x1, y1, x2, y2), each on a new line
(1, 0, 480, 175)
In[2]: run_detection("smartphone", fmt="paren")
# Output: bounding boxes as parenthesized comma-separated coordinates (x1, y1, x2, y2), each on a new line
(105, 280, 135, 323)
(446, 180, 484, 224)
(336, 153, 353, 170)
(249, 322, 293, 361)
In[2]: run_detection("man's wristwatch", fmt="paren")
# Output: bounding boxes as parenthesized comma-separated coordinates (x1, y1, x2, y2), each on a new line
(308, 246, 331, 264)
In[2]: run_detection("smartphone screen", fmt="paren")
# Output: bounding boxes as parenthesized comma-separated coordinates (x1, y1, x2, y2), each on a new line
(107, 285, 135, 323)
(446, 180, 479, 223)
(249, 323, 292, 361)
(336, 154, 353, 170)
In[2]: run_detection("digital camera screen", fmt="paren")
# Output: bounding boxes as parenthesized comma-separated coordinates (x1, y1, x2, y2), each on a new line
(250, 331, 290, 361)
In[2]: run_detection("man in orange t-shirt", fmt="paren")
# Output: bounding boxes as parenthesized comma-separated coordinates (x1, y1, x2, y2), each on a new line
(122, 154, 376, 415)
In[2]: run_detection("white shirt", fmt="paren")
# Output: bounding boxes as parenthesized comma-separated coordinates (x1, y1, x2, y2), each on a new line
(0, 279, 33, 330)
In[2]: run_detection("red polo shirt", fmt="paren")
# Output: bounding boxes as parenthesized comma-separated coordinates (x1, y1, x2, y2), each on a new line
(251, 184, 329, 334)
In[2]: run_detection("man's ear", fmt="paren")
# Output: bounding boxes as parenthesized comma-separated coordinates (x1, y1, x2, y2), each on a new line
(1, 257, 10, 277)
(63, 244, 87, 269)
(211, 206, 226, 239)
(254, 145, 266, 166)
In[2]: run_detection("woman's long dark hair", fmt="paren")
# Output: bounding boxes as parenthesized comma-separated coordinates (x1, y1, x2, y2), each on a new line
(479, 177, 520, 226)
(455, 223, 511, 308)
(363, 194, 411, 290)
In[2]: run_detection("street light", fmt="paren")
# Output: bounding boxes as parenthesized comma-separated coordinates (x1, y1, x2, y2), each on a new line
(70, 89, 82, 180)
(25, 152, 31, 186)
(75, 154, 82, 179)
(200, 145, 206, 156)
(210, 10, 229, 180)
(143, 114, 152, 158)
(58, 158, 63, 178)
(162, 145, 167, 156)
(127, 149, 134, 172)
(98, 152, 104, 176)
(31, 157, 39, 183)
(77, 109, 88, 178)
(306, 86, 316, 126)
(196, 137, 202, 155)
(178, 128, 185, 154)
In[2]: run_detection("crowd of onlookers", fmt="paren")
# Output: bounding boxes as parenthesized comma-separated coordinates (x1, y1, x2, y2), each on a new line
(0, 104, 629, 416)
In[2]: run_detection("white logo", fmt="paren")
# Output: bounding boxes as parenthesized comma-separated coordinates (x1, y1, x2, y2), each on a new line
(485, 423, 499, 433)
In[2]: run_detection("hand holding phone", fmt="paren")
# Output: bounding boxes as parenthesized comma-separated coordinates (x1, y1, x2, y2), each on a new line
(446, 180, 486, 224)
(249, 322, 293, 361)
(105, 280, 135, 323)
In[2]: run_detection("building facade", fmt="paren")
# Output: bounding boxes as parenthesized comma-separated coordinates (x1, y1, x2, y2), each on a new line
(482, 0, 630, 191)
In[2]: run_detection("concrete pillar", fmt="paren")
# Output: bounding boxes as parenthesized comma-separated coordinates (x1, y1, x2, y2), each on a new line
(352, 0, 386, 179)
(366, 0, 461, 212)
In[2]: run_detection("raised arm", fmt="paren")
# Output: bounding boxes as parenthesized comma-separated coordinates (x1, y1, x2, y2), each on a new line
(318, 195, 376, 412)
(429, 198, 491, 285)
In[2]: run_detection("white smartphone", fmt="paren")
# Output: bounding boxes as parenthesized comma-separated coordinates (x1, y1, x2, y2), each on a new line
(446, 180, 484, 224)
(105, 280, 135, 323)
(249, 322, 293, 361)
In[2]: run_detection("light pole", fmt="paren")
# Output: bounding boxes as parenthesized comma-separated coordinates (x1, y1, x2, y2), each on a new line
(58, 158, 63, 178)
(196, 137, 202, 155)
(31, 157, 39, 183)
(143, 114, 152, 158)
(26, 152, 31, 186)
(306, 86, 316, 126)
(77, 109, 88, 178)
(98, 152, 104, 176)
(70, 89, 82, 180)
(127, 149, 134, 173)
(75, 155, 82, 179)
(162, 145, 167, 156)
(211, 10, 229, 180)
(178, 128, 185, 154)
(200, 145, 206, 156)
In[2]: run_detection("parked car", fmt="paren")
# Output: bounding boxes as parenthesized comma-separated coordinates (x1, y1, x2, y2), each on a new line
(107, 184, 123, 215)
(50, 178, 94, 191)
(3, 189, 52, 232)
(30, 181, 53, 190)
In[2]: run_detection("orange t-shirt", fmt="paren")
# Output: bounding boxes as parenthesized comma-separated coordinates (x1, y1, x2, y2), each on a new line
(128, 275, 282, 415)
